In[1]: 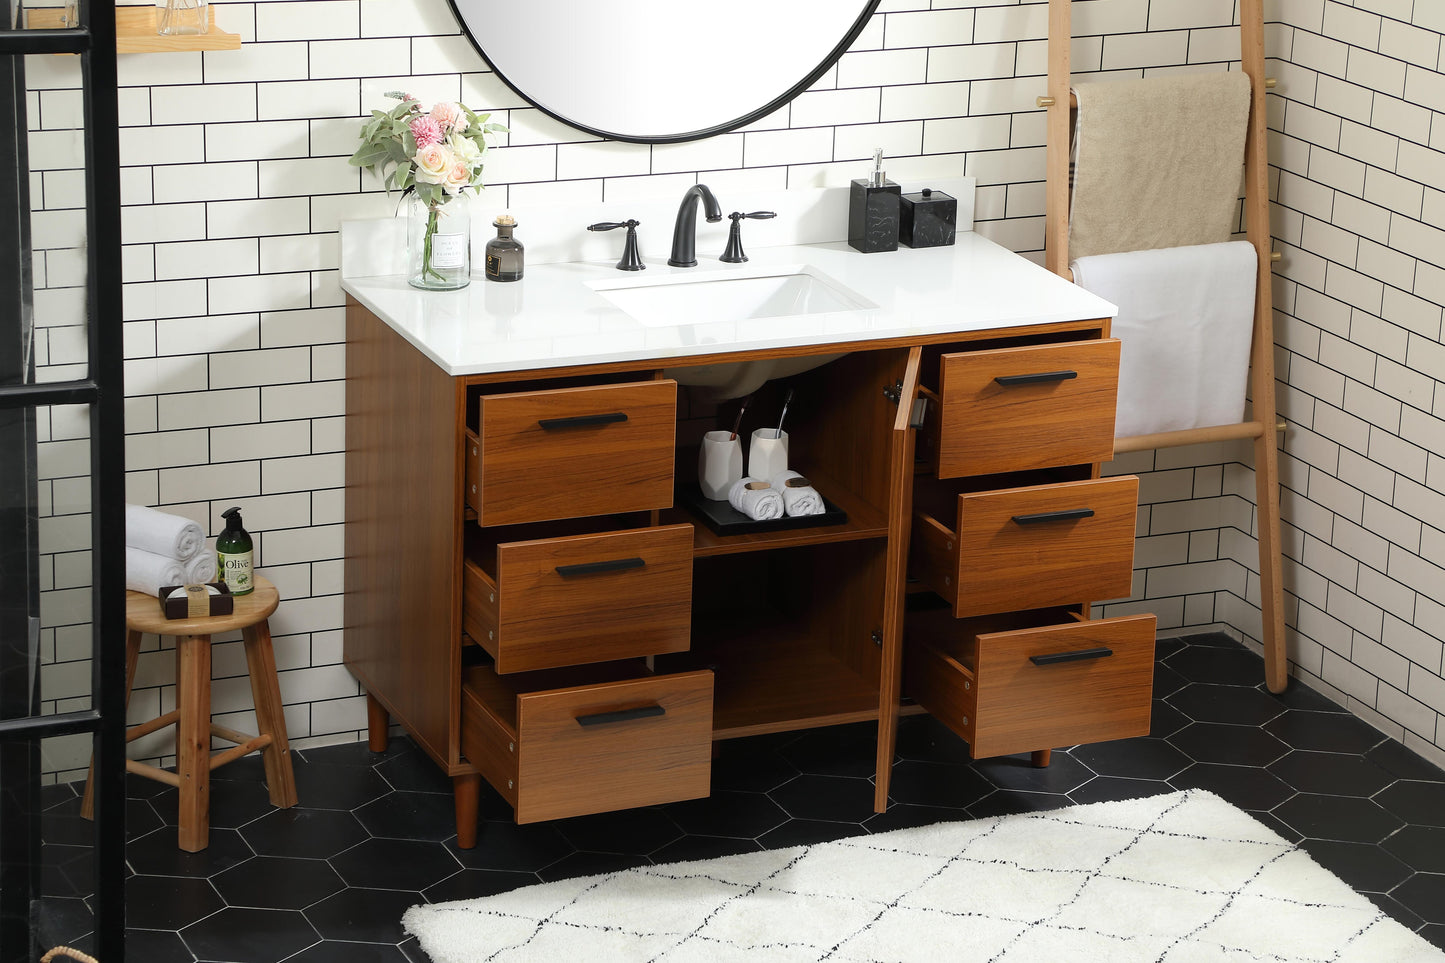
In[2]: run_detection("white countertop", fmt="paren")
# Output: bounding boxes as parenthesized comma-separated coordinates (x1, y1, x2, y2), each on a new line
(340, 232, 1118, 378)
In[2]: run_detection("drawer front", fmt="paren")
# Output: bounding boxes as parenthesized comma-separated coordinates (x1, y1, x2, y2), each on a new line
(913, 477, 1139, 617)
(934, 339, 1119, 478)
(906, 613, 1155, 759)
(471, 379, 676, 526)
(459, 669, 714, 824)
(484, 524, 693, 673)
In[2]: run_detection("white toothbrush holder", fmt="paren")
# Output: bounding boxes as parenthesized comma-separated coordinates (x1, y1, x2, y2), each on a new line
(698, 430, 744, 500)
(748, 429, 789, 483)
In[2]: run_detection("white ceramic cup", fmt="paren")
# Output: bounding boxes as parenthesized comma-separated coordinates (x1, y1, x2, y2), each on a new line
(698, 430, 744, 500)
(748, 428, 789, 483)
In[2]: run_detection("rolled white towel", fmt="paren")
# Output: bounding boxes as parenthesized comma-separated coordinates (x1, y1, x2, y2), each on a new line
(126, 503, 205, 560)
(772, 470, 825, 517)
(126, 546, 186, 597)
(728, 477, 784, 521)
(183, 552, 217, 585)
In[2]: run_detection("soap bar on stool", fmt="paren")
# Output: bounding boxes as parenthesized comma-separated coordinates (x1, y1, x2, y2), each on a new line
(900, 188, 957, 248)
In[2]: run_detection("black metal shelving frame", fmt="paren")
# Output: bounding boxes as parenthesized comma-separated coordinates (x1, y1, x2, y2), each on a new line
(0, 0, 125, 959)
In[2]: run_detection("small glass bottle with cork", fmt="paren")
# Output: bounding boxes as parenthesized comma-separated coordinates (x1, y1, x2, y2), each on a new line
(485, 214, 524, 282)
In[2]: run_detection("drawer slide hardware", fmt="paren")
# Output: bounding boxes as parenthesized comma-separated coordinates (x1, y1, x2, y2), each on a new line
(1011, 508, 1095, 525)
(538, 411, 629, 430)
(576, 704, 666, 727)
(994, 370, 1078, 386)
(554, 557, 646, 578)
(1029, 646, 1113, 666)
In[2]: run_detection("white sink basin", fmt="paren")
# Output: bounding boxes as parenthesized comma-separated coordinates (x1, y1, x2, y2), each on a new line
(591, 265, 875, 328)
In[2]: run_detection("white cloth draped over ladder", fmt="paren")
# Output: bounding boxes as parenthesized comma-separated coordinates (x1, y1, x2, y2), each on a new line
(1066, 72, 1258, 439)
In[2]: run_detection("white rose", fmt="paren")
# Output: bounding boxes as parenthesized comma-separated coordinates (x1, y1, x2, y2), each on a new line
(442, 158, 474, 195)
(413, 143, 451, 185)
(450, 132, 483, 165)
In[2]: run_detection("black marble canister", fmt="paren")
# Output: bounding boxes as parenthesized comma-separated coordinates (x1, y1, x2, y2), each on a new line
(848, 178, 901, 253)
(900, 188, 957, 248)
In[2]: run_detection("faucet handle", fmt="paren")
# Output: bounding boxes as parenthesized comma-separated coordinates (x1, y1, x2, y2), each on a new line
(587, 219, 645, 272)
(719, 212, 777, 264)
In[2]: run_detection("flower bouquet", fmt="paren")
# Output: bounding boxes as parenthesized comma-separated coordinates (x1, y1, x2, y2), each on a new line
(349, 92, 506, 289)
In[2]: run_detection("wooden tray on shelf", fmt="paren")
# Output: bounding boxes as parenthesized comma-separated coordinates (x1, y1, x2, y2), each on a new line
(678, 485, 848, 536)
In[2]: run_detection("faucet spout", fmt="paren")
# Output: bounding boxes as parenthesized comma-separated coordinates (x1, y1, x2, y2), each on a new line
(668, 184, 723, 268)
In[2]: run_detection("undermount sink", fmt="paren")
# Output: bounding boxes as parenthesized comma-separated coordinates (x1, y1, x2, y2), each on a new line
(590, 265, 876, 329)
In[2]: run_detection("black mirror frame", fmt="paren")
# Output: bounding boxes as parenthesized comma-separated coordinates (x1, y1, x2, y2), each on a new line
(445, 1, 882, 145)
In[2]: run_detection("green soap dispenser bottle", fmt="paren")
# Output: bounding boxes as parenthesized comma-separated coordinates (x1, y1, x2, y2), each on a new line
(217, 506, 254, 596)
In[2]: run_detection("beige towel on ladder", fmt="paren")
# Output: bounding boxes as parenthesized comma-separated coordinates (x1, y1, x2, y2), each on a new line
(1069, 72, 1252, 260)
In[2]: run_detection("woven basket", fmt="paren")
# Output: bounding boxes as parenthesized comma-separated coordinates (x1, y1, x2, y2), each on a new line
(41, 947, 98, 963)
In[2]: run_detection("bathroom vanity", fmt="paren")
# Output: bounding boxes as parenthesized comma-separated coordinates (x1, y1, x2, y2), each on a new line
(341, 231, 1155, 846)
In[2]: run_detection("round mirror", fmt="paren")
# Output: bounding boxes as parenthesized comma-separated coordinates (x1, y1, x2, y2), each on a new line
(448, 1, 881, 144)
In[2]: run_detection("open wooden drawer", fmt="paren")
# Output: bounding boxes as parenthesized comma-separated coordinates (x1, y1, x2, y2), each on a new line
(464, 523, 693, 674)
(911, 476, 1138, 618)
(465, 379, 676, 527)
(904, 606, 1155, 758)
(921, 339, 1120, 477)
(461, 661, 713, 823)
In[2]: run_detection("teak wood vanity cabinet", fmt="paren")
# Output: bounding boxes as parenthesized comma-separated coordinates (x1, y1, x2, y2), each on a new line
(344, 300, 1156, 846)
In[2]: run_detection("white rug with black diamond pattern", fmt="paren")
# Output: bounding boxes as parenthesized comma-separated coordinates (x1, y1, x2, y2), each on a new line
(403, 789, 1443, 962)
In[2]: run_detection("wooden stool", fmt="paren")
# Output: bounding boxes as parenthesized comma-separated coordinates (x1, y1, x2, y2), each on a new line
(82, 576, 297, 851)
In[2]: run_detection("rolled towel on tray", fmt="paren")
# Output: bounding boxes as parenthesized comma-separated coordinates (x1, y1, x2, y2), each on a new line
(728, 477, 784, 521)
(771, 471, 824, 517)
(126, 503, 205, 560)
(126, 546, 187, 597)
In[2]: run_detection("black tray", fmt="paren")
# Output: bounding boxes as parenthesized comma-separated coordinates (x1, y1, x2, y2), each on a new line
(678, 485, 848, 536)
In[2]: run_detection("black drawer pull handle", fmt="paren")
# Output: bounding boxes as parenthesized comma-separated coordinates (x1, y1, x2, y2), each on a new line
(1012, 508, 1095, 525)
(1030, 647, 1113, 666)
(554, 557, 645, 578)
(538, 411, 628, 430)
(576, 704, 666, 727)
(994, 370, 1078, 386)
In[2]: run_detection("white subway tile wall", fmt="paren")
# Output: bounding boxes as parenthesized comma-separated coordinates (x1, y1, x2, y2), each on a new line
(26, 0, 1445, 778)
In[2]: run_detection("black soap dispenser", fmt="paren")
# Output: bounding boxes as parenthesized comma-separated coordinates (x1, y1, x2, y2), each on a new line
(848, 148, 900, 253)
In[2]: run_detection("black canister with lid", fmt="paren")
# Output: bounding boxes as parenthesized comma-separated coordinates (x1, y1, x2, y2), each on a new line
(900, 188, 957, 248)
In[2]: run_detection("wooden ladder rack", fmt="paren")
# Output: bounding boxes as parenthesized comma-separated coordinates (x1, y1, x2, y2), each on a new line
(1040, 0, 1287, 692)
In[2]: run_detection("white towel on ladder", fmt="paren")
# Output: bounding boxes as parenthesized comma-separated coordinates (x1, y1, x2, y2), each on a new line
(1072, 241, 1257, 440)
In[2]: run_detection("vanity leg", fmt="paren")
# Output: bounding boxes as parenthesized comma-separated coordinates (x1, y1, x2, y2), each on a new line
(453, 773, 481, 849)
(366, 692, 389, 752)
(1031, 749, 1052, 768)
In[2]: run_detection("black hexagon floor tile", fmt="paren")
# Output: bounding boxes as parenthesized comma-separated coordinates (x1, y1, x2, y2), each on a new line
(180, 906, 319, 963)
(1069, 776, 1175, 805)
(1167, 722, 1290, 767)
(756, 818, 865, 849)
(126, 826, 253, 878)
(1265, 711, 1387, 754)
(1168, 763, 1294, 812)
(1382, 825, 1445, 875)
(353, 791, 458, 842)
(1367, 740, 1445, 781)
(211, 856, 345, 910)
(709, 732, 801, 792)
(534, 851, 652, 882)
(1265, 680, 1350, 713)
(553, 807, 683, 856)
(1299, 838, 1414, 893)
(1267, 751, 1396, 798)
(1167, 683, 1288, 726)
(149, 779, 280, 831)
(1149, 699, 1192, 739)
(241, 808, 370, 860)
(1273, 794, 1404, 844)
(451, 820, 573, 873)
(291, 762, 393, 811)
(330, 837, 462, 891)
(125, 875, 223, 931)
(967, 790, 1074, 819)
(1152, 662, 1190, 700)
(423, 868, 541, 904)
(1420, 923, 1445, 950)
(863, 803, 962, 834)
(893, 715, 978, 766)
(1376, 781, 1445, 827)
(374, 751, 457, 795)
(1392, 873, 1445, 925)
(303, 888, 421, 944)
(284, 940, 413, 963)
(1071, 737, 1192, 780)
(1164, 645, 1266, 685)
(973, 752, 1095, 794)
(885, 760, 995, 809)
(126, 927, 197, 963)
(649, 834, 763, 866)
(662, 790, 789, 839)
(780, 723, 885, 778)
(767, 773, 879, 822)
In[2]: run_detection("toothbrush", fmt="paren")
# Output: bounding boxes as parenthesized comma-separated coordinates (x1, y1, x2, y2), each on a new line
(775, 389, 793, 438)
(729, 394, 752, 441)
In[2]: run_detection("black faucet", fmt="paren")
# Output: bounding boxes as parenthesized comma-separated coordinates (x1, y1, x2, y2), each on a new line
(667, 184, 723, 267)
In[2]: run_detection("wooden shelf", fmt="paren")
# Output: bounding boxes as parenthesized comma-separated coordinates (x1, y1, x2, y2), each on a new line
(24, 5, 241, 52)
(656, 615, 881, 739)
(662, 476, 889, 558)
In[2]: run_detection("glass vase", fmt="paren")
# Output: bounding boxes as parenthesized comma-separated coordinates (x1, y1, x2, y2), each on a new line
(157, 0, 208, 36)
(407, 194, 471, 290)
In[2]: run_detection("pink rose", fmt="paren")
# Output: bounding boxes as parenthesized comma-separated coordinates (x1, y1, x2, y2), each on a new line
(410, 115, 443, 149)
(430, 101, 466, 132)
(413, 143, 452, 185)
(442, 158, 473, 195)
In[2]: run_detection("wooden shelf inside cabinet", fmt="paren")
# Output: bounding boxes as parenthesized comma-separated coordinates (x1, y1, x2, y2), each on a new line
(662, 480, 889, 557)
(26, 5, 241, 52)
